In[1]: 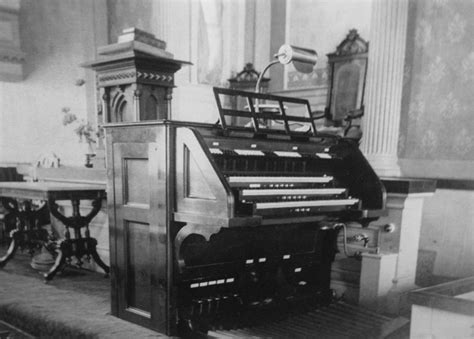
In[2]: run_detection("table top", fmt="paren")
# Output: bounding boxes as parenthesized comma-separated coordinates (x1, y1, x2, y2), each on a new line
(0, 181, 106, 201)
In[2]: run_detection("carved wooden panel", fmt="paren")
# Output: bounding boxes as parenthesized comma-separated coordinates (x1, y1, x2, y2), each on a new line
(125, 220, 151, 312)
(111, 142, 153, 326)
(138, 85, 168, 121)
(331, 61, 364, 121)
(123, 158, 149, 206)
(105, 85, 134, 122)
(107, 124, 172, 334)
(175, 127, 233, 220)
(184, 145, 216, 200)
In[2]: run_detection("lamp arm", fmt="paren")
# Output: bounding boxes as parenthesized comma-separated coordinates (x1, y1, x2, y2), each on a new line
(255, 59, 279, 93)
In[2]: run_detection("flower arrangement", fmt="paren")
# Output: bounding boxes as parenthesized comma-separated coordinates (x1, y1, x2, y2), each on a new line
(61, 107, 101, 149)
(61, 107, 103, 167)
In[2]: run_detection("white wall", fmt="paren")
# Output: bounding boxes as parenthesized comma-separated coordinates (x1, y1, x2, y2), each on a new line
(420, 189, 474, 278)
(283, 0, 372, 90)
(288, 0, 372, 66)
(0, 0, 98, 166)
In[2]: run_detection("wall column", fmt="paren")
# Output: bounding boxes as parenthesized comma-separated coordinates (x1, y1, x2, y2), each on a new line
(361, 0, 409, 177)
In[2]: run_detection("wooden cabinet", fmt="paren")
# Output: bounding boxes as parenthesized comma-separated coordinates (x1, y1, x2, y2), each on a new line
(106, 123, 173, 333)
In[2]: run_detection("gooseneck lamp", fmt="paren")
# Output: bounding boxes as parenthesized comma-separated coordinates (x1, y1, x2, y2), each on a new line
(255, 44, 318, 93)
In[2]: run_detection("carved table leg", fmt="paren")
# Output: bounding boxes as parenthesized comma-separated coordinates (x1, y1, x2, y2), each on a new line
(0, 198, 18, 268)
(48, 197, 109, 279)
(0, 230, 19, 268)
(89, 238, 109, 277)
(0, 198, 47, 267)
(43, 245, 65, 282)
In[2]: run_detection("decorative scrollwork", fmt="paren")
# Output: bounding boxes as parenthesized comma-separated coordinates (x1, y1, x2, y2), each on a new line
(229, 63, 263, 83)
(332, 29, 369, 56)
(99, 71, 136, 82)
(0, 54, 25, 64)
(137, 71, 173, 82)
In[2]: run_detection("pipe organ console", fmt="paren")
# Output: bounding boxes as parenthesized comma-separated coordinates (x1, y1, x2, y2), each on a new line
(105, 88, 386, 336)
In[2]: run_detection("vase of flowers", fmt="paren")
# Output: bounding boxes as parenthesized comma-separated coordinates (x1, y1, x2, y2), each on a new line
(61, 107, 102, 168)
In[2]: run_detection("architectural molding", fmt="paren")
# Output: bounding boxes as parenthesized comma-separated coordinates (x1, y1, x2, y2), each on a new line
(400, 158, 474, 181)
(361, 0, 409, 176)
(268, 0, 286, 92)
(359, 180, 435, 314)
(0, 0, 24, 81)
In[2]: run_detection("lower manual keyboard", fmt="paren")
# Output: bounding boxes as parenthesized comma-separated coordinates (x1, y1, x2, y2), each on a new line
(256, 199, 359, 209)
(241, 188, 346, 199)
(254, 198, 360, 216)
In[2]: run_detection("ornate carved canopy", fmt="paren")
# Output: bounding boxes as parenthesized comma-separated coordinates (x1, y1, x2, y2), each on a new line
(330, 29, 369, 57)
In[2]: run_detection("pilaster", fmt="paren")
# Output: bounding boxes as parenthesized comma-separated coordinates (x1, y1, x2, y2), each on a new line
(361, 0, 409, 177)
(359, 178, 436, 314)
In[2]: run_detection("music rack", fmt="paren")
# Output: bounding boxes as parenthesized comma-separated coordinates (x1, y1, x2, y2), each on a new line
(213, 87, 318, 136)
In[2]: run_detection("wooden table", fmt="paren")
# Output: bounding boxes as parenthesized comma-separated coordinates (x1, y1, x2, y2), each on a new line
(0, 182, 108, 281)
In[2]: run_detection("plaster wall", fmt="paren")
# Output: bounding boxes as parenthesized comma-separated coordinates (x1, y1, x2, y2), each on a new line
(0, 0, 95, 166)
(399, 0, 474, 179)
(289, 0, 372, 65)
(285, 0, 372, 89)
(419, 189, 474, 279)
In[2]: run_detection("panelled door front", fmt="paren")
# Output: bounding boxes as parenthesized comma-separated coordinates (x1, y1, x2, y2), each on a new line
(111, 140, 167, 331)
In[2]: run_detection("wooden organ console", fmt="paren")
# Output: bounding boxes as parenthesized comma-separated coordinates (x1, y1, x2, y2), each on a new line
(105, 88, 386, 336)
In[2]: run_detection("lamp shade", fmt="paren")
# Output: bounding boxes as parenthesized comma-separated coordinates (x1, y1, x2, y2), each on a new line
(277, 45, 318, 73)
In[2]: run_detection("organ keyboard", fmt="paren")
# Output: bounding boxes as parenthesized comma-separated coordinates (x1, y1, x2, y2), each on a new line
(105, 88, 386, 336)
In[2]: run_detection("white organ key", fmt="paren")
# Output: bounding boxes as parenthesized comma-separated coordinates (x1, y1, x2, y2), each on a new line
(255, 198, 359, 210)
(274, 151, 301, 157)
(241, 188, 345, 197)
(228, 176, 333, 184)
(209, 147, 223, 155)
(316, 153, 332, 159)
(234, 149, 265, 156)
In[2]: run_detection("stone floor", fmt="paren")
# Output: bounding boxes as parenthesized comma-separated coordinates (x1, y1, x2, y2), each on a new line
(0, 320, 35, 338)
(0, 249, 165, 338)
